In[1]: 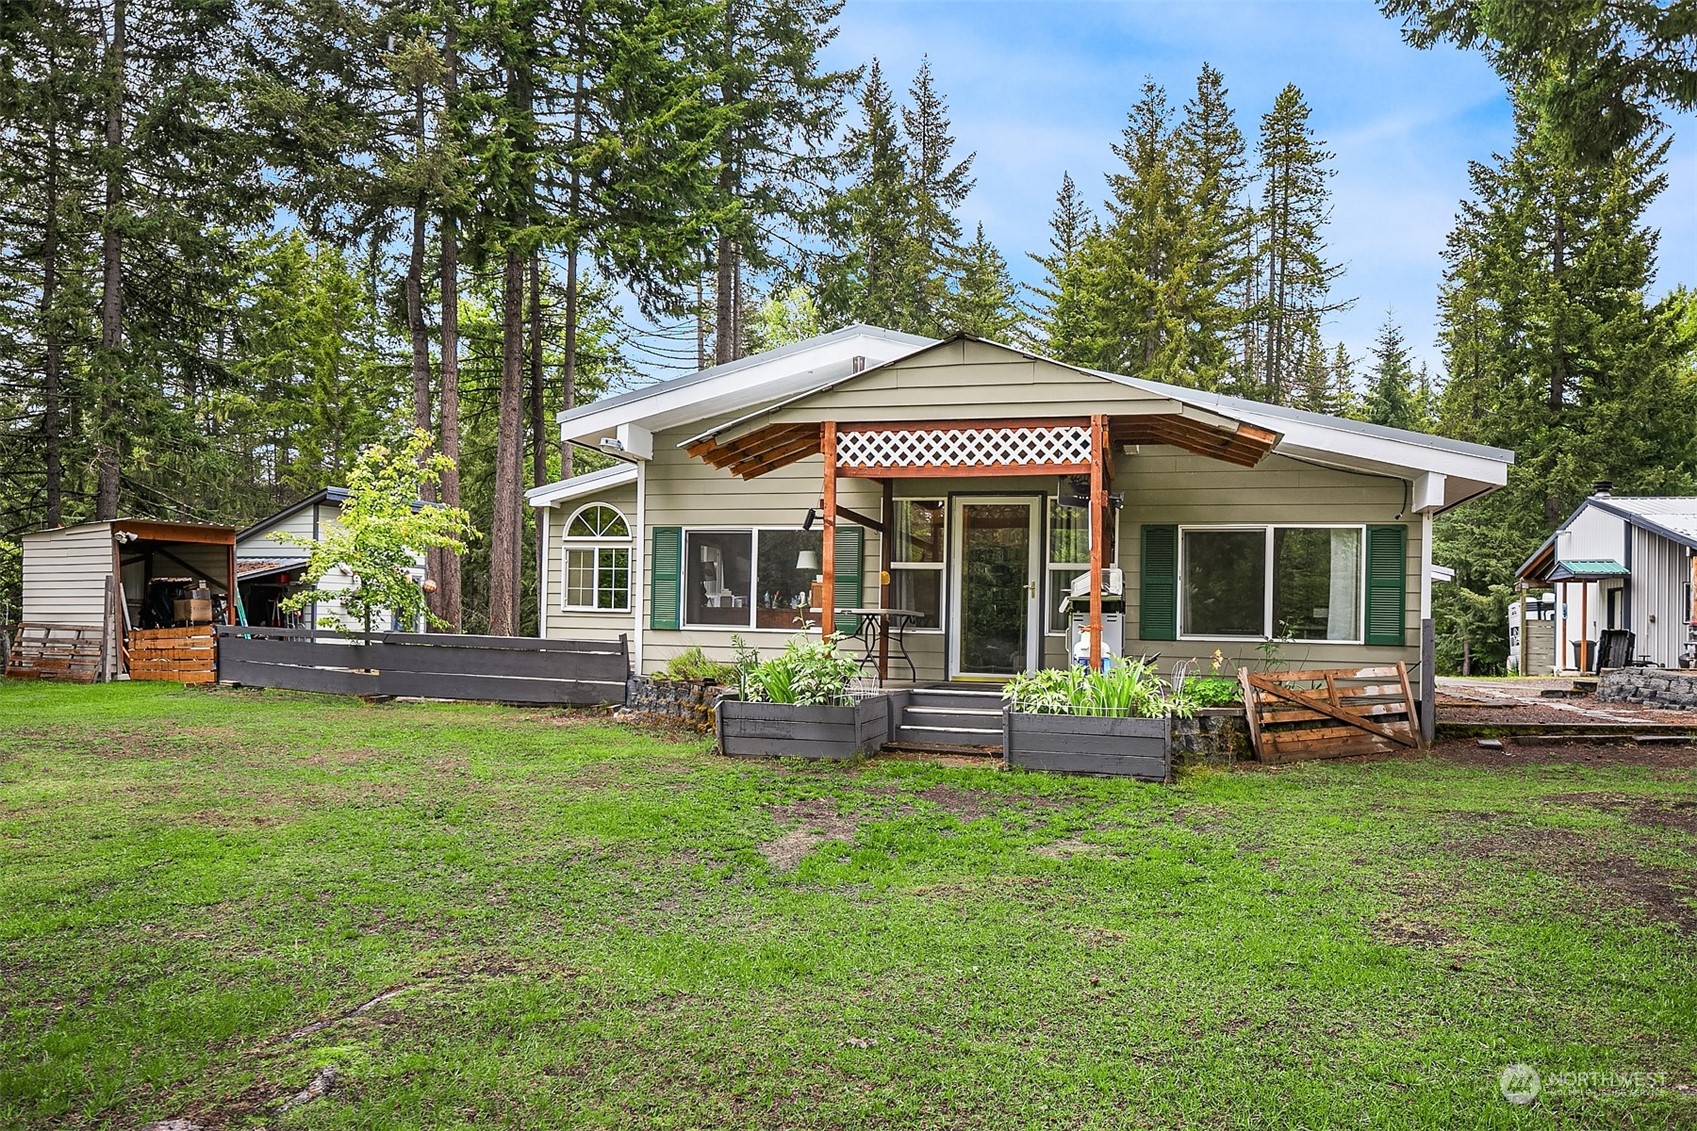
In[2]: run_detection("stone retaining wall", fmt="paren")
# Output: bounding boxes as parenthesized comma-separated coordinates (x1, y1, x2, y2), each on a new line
(1597, 667, 1697, 710)
(1171, 708, 1253, 765)
(617, 675, 729, 731)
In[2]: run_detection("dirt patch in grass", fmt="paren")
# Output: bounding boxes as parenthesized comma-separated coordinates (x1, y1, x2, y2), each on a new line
(1369, 913, 1456, 949)
(761, 798, 859, 870)
(1543, 792, 1697, 836)
(1030, 838, 1110, 860)
(1453, 826, 1697, 934)
(1429, 738, 1697, 771)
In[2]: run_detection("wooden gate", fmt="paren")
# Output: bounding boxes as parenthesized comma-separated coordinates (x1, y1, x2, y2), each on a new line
(4, 623, 104, 682)
(1238, 663, 1421, 762)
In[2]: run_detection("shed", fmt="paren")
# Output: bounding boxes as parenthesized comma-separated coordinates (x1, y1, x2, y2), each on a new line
(11, 519, 236, 682)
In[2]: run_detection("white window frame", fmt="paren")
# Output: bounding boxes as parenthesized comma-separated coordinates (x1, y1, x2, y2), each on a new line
(1177, 523, 1367, 645)
(561, 504, 632, 613)
(889, 499, 946, 635)
(680, 526, 825, 633)
(1044, 501, 1092, 637)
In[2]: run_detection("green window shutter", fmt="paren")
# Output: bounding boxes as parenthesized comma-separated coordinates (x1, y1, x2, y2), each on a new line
(1140, 524, 1178, 641)
(833, 524, 864, 635)
(1365, 524, 1408, 646)
(649, 526, 682, 630)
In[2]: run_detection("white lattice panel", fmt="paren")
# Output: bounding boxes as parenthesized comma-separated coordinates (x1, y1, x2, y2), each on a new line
(836, 425, 1091, 470)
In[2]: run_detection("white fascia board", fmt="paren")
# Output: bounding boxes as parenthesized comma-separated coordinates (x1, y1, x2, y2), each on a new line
(525, 464, 638, 509)
(1265, 415, 1509, 498)
(558, 334, 922, 444)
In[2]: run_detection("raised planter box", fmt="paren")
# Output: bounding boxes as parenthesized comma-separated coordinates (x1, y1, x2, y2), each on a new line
(716, 695, 892, 760)
(1002, 711, 1171, 780)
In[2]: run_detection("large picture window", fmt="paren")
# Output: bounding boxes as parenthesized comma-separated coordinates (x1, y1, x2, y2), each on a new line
(683, 528, 824, 629)
(561, 504, 631, 612)
(1180, 525, 1364, 642)
(890, 500, 944, 629)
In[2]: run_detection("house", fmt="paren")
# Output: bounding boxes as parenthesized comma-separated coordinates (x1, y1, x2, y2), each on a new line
(526, 327, 1515, 733)
(14, 518, 237, 680)
(1516, 486, 1697, 672)
(236, 487, 424, 632)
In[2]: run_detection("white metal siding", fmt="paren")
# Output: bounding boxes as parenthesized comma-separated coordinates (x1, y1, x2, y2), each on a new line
(1630, 525, 1695, 667)
(21, 524, 114, 626)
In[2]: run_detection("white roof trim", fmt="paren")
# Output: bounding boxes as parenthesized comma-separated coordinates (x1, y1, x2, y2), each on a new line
(525, 463, 638, 509)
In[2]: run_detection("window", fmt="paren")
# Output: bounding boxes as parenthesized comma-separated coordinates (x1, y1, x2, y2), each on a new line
(681, 528, 825, 629)
(1273, 528, 1361, 641)
(1047, 503, 1091, 633)
(890, 500, 945, 629)
(1179, 525, 1365, 642)
(561, 504, 631, 612)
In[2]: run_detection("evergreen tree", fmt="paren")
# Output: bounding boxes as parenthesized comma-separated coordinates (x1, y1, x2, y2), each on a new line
(1288, 324, 1336, 414)
(1026, 171, 1095, 361)
(815, 59, 923, 332)
(948, 223, 1021, 341)
(1174, 63, 1251, 390)
(902, 55, 974, 336)
(1251, 84, 1348, 404)
(704, 0, 855, 364)
(1435, 103, 1697, 587)
(1361, 314, 1424, 430)
(1328, 342, 1359, 418)
(1084, 78, 1191, 380)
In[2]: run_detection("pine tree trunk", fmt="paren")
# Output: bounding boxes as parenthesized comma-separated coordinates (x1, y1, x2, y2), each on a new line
(561, 241, 577, 480)
(488, 247, 526, 635)
(95, 0, 126, 521)
(407, 202, 432, 452)
(42, 63, 64, 528)
(714, 231, 736, 365)
(528, 252, 545, 488)
(433, 12, 463, 631)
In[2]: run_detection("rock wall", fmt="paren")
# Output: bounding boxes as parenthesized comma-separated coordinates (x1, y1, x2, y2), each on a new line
(617, 676, 729, 731)
(1171, 708, 1253, 765)
(1597, 667, 1697, 710)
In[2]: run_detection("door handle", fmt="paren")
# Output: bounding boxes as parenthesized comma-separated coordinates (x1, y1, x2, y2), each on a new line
(1027, 581, 1038, 599)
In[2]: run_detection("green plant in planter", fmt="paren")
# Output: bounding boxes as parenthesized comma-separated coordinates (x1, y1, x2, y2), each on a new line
(662, 646, 735, 684)
(1004, 658, 1188, 718)
(742, 635, 861, 707)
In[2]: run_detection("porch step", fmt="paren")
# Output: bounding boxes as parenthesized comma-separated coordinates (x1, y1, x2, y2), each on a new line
(888, 687, 1006, 752)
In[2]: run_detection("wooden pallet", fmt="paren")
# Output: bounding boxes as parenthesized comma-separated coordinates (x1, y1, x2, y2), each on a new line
(1239, 663, 1421, 763)
(127, 625, 218, 684)
(5, 623, 105, 683)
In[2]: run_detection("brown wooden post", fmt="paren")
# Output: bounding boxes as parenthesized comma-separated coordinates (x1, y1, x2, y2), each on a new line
(226, 543, 238, 625)
(820, 421, 838, 639)
(1088, 414, 1107, 671)
(1559, 581, 1568, 672)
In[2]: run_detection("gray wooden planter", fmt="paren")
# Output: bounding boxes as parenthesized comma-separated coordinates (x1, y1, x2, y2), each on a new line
(1002, 711, 1172, 780)
(717, 695, 892, 760)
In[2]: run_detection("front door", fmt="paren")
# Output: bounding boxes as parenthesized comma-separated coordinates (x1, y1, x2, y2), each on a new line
(949, 497, 1041, 678)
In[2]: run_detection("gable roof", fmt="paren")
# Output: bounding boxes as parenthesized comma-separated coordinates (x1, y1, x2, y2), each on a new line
(237, 487, 350, 543)
(524, 462, 638, 509)
(556, 324, 934, 446)
(672, 333, 1512, 508)
(1587, 496, 1697, 552)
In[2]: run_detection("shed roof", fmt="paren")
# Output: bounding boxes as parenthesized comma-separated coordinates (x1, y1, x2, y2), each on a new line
(237, 487, 350, 542)
(1587, 496, 1697, 552)
(21, 518, 236, 544)
(1547, 559, 1631, 582)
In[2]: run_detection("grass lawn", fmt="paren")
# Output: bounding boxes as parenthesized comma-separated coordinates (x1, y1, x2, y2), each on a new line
(2, 682, 1694, 1129)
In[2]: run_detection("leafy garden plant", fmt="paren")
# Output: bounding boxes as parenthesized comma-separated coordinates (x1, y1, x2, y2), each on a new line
(661, 646, 735, 684)
(737, 634, 861, 707)
(1005, 658, 1191, 718)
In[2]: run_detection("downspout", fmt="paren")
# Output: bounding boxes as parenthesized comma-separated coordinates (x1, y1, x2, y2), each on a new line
(538, 505, 550, 637)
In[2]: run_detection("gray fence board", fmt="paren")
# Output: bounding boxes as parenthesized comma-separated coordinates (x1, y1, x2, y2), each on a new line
(216, 627, 627, 706)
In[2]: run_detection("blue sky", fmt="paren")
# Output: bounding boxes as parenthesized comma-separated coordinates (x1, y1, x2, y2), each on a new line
(818, 0, 1697, 374)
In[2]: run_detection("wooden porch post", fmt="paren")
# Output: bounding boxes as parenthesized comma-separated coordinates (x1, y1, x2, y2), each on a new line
(820, 420, 837, 639)
(1088, 414, 1107, 670)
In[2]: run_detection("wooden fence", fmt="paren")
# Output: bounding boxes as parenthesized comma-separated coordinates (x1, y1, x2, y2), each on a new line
(1239, 663, 1421, 763)
(127, 626, 218, 684)
(5, 623, 104, 682)
(215, 626, 629, 706)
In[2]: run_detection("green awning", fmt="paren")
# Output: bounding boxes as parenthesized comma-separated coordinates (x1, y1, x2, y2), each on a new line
(1547, 559, 1630, 582)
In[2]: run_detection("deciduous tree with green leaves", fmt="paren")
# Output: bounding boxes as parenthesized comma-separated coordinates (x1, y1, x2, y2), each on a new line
(278, 430, 475, 635)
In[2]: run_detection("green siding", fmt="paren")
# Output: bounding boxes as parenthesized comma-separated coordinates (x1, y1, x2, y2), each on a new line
(1365, 524, 1407, 646)
(650, 526, 683, 630)
(1140, 524, 1178, 640)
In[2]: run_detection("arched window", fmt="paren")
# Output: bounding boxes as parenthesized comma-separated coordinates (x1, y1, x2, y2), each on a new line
(561, 504, 631, 612)
(566, 503, 629, 540)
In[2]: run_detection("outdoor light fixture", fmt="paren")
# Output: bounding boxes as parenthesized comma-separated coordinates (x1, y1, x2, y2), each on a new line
(598, 437, 625, 453)
(113, 530, 138, 544)
(801, 508, 817, 532)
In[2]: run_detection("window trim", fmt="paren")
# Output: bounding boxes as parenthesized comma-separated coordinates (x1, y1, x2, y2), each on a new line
(561, 544, 631, 613)
(559, 504, 632, 614)
(679, 526, 829, 632)
(1044, 499, 1092, 637)
(1176, 523, 1368, 645)
(889, 499, 948, 634)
